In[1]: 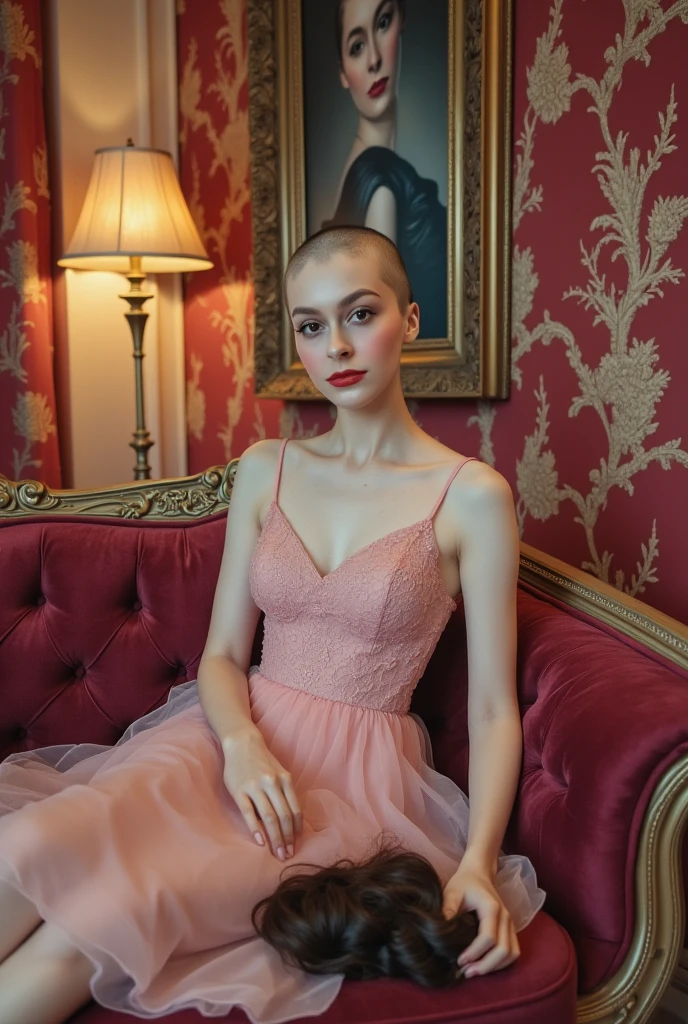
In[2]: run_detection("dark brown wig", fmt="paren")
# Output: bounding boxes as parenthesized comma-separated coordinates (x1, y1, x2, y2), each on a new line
(252, 844, 478, 987)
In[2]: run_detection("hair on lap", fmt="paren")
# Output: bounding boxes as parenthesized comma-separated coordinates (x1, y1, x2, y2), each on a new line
(252, 835, 478, 987)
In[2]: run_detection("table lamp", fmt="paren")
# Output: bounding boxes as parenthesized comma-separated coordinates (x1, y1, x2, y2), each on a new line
(58, 139, 213, 480)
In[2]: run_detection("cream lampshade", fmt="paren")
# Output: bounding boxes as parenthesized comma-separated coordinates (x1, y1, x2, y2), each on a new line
(58, 140, 213, 480)
(58, 143, 212, 273)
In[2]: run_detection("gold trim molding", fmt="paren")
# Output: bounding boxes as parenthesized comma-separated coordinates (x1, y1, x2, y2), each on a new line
(247, 0, 513, 400)
(0, 465, 236, 521)
(519, 541, 688, 672)
(1, 466, 687, 1024)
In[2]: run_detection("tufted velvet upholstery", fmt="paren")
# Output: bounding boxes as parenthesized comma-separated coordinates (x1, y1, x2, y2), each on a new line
(2, 510, 687, 1024)
(0, 515, 229, 756)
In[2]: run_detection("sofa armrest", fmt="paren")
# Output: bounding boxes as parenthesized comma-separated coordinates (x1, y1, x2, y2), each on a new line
(511, 590, 688, 1011)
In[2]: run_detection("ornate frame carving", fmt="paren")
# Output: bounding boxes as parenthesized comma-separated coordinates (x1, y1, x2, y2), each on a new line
(247, 0, 513, 400)
(0, 467, 235, 520)
(2, 466, 687, 1023)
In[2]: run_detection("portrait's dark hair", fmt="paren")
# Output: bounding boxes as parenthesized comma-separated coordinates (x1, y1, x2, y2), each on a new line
(335, 0, 407, 65)
(285, 225, 413, 312)
(252, 844, 479, 987)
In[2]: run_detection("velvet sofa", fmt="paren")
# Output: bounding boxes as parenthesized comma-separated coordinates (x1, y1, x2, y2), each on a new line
(1, 461, 687, 1024)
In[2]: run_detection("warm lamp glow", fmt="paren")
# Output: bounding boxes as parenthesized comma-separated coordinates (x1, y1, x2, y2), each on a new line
(57, 142, 212, 481)
(58, 144, 213, 273)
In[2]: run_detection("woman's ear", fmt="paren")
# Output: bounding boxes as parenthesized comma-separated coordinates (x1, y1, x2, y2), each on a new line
(339, 66, 350, 90)
(403, 302, 420, 345)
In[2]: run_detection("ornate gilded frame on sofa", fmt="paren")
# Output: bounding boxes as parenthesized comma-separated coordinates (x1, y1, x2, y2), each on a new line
(2, 464, 687, 1024)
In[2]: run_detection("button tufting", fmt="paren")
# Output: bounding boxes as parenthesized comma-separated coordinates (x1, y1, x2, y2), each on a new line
(15, 727, 27, 740)
(132, 600, 142, 611)
(36, 595, 46, 606)
(74, 666, 86, 680)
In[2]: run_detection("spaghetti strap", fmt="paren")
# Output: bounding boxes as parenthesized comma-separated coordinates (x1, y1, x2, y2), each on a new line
(428, 456, 478, 520)
(274, 438, 289, 503)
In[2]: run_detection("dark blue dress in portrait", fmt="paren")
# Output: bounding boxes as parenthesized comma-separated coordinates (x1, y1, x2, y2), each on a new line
(322, 147, 448, 339)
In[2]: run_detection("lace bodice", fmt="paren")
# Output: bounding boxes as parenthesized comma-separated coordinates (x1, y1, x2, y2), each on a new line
(249, 439, 477, 714)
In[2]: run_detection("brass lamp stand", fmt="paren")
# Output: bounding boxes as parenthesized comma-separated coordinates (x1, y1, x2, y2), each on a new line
(120, 256, 155, 480)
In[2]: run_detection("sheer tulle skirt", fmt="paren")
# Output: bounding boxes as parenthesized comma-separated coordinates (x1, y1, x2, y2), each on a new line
(0, 672, 545, 1020)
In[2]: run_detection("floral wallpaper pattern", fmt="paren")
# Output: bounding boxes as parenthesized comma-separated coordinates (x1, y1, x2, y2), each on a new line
(0, 0, 60, 485)
(176, 0, 688, 624)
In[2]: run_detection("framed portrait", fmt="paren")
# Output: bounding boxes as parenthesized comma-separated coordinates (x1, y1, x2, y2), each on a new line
(248, 0, 513, 399)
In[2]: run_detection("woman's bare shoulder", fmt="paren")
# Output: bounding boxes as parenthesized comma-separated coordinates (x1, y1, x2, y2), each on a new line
(446, 457, 515, 544)
(232, 439, 283, 514)
(415, 435, 512, 514)
(452, 455, 510, 497)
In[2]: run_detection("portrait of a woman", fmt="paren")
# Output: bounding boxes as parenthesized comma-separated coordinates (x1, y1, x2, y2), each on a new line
(304, 0, 449, 340)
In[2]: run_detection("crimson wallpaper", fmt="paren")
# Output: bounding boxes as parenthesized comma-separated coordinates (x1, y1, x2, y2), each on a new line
(0, 0, 61, 487)
(177, 0, 688, 624)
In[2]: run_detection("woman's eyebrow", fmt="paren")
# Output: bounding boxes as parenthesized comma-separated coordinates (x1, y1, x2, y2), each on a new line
(346, 0, 389, 44)
(291, 289, 381, 318)
(290, 290, 380, 317)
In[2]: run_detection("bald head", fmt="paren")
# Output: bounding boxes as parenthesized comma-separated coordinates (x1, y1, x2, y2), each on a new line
(285, 226, 413, 314)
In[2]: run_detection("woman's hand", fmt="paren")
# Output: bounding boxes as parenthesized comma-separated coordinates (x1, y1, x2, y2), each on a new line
(442, 858, 520, 978)
(222, 728, 303, 861)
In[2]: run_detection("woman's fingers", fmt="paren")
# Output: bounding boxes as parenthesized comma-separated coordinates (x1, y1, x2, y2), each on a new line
(237, 795, 267, 847)
(458, 902, 498, 965)
(510, 918, 521, 961)
(465, 911, 519, 977)
(226, 753, 302, 856)
(263, 774, 298, 854)
(249, 788, 287, 858)
(441, 883, 464, 920)
(280, 775, 303, 836)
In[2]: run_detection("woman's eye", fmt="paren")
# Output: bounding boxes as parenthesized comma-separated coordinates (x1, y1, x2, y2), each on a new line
(350, 308, 373, 324)
(349, 38, 364, 57)
(297, 321, 321, 336)
(378, 13, 392, 31)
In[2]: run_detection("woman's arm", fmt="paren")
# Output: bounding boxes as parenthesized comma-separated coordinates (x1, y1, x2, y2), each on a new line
(442, 467, 523, 976)
(460, 470, 522, 872)
(196, 440, 268, 744)
(197, 440, 303, 860)
(364, 185, 397, 242)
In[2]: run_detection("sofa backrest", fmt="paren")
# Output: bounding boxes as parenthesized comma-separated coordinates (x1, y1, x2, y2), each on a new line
(0, 510, 558, 766)
(0, 514, 230, 759)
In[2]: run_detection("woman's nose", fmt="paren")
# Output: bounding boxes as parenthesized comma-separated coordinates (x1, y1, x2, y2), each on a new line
(328, 326, 353, 358)
(368, 45, 381, 74)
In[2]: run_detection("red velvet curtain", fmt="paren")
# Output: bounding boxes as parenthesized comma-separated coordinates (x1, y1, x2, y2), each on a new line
(0, 0, 61, 486)
(176, 0, 688, 624)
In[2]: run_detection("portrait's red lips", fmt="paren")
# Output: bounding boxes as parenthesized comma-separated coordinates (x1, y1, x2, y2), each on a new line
(327, 370, 367, 382)
(368, 77, 388, 98)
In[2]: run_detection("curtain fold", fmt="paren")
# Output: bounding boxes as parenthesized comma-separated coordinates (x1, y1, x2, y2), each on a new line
(0, 0, 61, 486)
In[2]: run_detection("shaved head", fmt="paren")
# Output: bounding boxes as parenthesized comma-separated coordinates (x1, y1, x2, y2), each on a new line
(285, 226, 413, 314)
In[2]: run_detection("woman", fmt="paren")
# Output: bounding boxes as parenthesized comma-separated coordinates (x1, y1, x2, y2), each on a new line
(322, 0, 448, 339)
(0, 226, 543, 1022)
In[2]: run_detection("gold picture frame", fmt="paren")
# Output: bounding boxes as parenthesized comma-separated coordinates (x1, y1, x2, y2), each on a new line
(247, 0, 513, 400)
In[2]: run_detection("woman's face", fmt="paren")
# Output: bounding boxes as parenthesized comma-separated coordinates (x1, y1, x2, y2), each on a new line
(339, 0, 402, 120)
(286, 250, 418, 409)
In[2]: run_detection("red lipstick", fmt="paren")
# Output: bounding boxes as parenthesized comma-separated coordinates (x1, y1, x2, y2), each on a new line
(326, 370, 367, 388)
(368, 77, 388, 99)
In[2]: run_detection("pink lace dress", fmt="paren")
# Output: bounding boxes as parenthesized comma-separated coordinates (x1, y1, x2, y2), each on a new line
(0, 439, 545, 1021)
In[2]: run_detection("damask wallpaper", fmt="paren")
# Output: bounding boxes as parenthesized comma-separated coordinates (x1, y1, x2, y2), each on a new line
(0, 0, 61, 486)
(177, 0, 688, 624)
